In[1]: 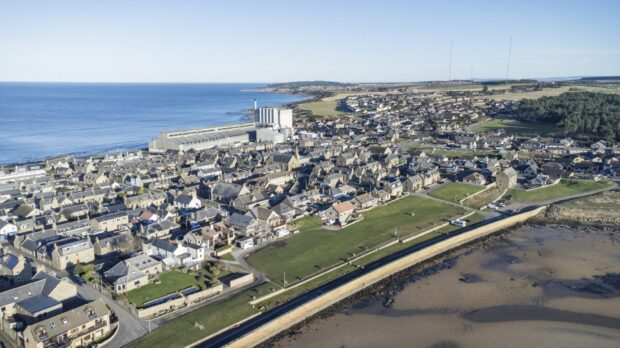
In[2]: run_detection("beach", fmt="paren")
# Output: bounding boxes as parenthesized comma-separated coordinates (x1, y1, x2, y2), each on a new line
(271, 224, 620, 348)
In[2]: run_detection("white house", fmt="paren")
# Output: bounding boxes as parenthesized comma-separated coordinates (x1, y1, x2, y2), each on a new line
(174, 194, 202, 210)
(143, 238, 207, 268)
(0, 220, 17, 239)
(237, 237, 254, 250)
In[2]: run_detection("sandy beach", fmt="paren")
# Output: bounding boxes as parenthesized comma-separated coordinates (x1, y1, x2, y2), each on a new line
(271, 225, 620, 348)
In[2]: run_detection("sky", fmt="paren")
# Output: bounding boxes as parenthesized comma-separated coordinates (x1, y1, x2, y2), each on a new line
(1, 0, 619, 83)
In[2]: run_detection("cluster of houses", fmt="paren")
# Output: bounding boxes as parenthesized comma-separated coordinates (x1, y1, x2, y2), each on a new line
(0, 87, 619, 347)
(0, 270, 111, 348)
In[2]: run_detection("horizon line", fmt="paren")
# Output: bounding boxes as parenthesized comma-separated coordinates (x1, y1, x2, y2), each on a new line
(2, 74, 619, 85)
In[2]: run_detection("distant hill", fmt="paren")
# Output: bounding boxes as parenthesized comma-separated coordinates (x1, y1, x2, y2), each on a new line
(578, 76, 620, 82)
(266, 81, 354, 88)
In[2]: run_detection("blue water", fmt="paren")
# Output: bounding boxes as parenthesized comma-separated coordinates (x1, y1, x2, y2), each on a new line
(0, 83, 305, 165)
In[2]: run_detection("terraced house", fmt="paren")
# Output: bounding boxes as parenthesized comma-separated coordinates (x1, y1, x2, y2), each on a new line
(23, 299, 110, 348)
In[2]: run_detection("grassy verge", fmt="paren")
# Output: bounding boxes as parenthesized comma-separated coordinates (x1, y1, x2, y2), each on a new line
(127, 270, 204, 308)
(507, 179, 613, 203)
(429, 183, 485, 203)
(219, 253, 236, 262)
(297, 99, 346, 118)
(462, 187, 506, 208)
(127, 285, 267, 348)
(471, 118, 555, 137)
(247, 196, 467, 286)
(257, 211, 485, 310)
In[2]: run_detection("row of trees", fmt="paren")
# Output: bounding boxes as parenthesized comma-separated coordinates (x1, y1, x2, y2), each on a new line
(517, 92, 620, 142)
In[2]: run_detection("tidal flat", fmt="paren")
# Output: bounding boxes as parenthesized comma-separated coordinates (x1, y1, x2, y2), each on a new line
(272, 225, 620, 348)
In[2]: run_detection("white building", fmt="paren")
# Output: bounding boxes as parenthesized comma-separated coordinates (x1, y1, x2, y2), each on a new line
(255, 107, 293, 130)
(0, 220, 17, 239)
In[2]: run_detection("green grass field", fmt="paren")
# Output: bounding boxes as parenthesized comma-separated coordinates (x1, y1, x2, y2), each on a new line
(472, 118, 555, 137)
(289, 215, 323, 231)
(462, 187, 506, 209)
(126, 271, 204, 308)
(128, 283, 269, 348)
(429, 183, 486, 203)
(508, 179, 614, 203)
(297, 99, 345, 118)
(219, 252, 236, 262)
(247, 196, 467, 286)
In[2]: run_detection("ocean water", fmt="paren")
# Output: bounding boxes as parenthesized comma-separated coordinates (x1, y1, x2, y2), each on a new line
(0, 82, 305, 165)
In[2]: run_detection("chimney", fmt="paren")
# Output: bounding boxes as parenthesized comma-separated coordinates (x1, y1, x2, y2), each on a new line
(253, 99, 258, 110)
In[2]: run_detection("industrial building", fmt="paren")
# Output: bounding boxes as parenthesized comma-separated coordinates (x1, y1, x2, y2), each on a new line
(149, 123, 256, 152)
(148, 104, 295, 153)
(255, 107, 293, 129)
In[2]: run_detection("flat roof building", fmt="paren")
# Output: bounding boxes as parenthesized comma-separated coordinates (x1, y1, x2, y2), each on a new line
(149, 123, 256, 152)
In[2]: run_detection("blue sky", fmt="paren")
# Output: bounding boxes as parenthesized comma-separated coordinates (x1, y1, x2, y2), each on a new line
(1, 0, 618, 82)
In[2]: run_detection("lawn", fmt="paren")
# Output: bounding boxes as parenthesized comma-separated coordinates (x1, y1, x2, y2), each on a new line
(126, 270, 205, 308)
(507, 179, 614, 204)
(247, 196, 467, 286)
(429, 183, 486, 203)
(289, 215, 322, 231)
(472, 118, 555, 137)
(297, 99, 346, 118)
(462, 187, 506, 209)
(255, 210, 484, 310)
(219, 253, 236, 262)
(127, 283, 268, 348)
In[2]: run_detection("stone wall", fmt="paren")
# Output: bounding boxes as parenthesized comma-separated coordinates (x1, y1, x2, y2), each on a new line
(136, 297, 186, 319)
(185, 284, 224, 303)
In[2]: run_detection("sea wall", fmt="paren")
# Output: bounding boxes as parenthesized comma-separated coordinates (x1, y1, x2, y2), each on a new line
(226, 206, 547, 348)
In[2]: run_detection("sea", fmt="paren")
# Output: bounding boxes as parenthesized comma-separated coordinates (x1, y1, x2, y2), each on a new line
(0, 82, 306, 165)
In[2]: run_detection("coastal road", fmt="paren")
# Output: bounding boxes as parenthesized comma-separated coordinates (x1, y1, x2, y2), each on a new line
(193, 206, 542, 348)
